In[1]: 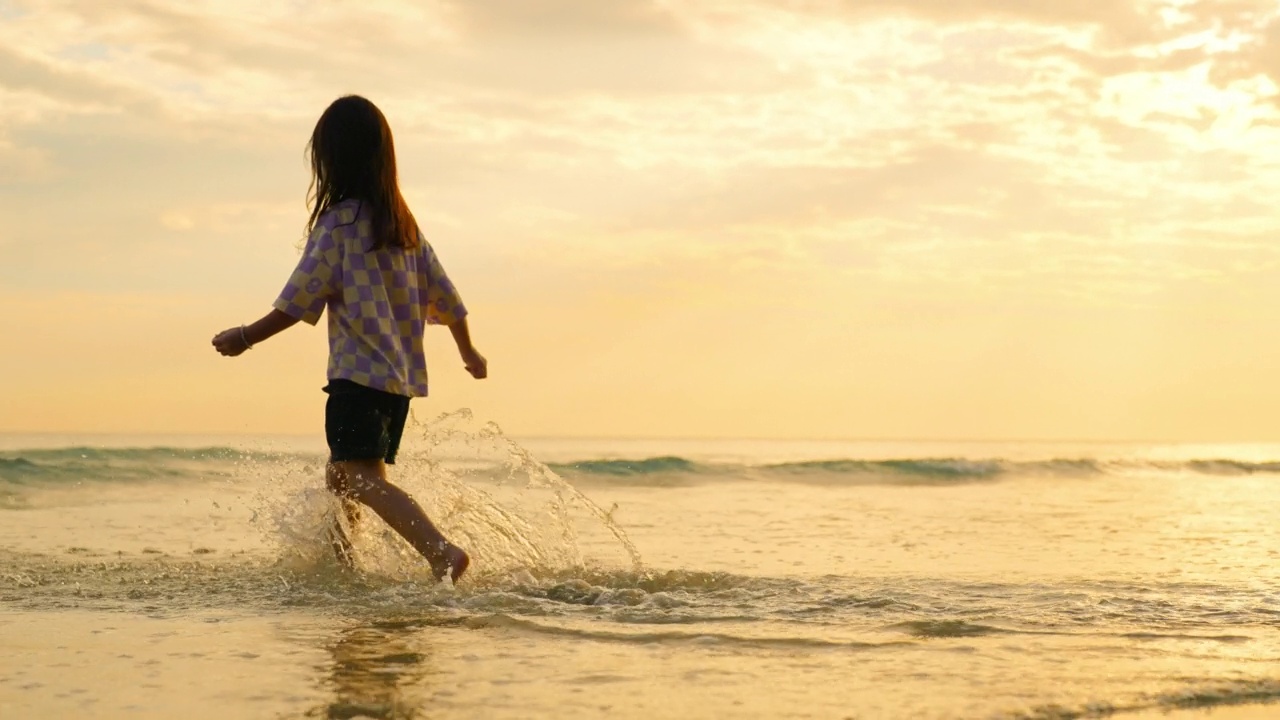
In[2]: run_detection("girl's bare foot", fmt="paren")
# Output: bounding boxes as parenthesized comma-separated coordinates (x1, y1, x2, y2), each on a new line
(431, 544, 469, 583)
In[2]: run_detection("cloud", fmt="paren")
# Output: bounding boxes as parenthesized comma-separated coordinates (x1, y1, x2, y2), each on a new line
(1205, 5, 1280, 86)
(0, 43, 152, 111)
(699, 0, 1161, 45)
(451, 0, 679, 38)
(5, 0, 1280, 304)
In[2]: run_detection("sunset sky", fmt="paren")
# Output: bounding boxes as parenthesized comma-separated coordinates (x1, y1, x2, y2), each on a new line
(4, 0, 1280, 440)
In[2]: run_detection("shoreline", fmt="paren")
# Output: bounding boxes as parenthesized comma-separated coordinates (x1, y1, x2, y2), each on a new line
(1118, 703, 1280, 719)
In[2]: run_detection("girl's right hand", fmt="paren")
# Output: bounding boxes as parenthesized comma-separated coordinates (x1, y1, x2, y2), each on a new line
(212, 326, 252, 357)
(460, 347, 487, 379)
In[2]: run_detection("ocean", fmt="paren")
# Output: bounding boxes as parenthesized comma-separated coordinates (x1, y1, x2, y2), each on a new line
(2, 411, 1280, 719)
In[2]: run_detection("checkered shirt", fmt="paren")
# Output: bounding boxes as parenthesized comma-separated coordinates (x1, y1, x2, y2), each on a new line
(272, 199, 467, 397)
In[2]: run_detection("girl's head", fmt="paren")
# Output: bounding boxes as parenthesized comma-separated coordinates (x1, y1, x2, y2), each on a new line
(307, 95, 418, 250)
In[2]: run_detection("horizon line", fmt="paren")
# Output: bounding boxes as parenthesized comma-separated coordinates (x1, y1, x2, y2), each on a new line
(1, 429, 1278, 446)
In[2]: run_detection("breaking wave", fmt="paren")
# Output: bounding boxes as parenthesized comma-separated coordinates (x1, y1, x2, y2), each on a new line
(549, 456, 1280, 483)
(5, 445, 1280, 489)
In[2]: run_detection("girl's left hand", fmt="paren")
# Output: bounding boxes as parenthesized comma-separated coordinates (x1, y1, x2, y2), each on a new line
(460, 346, 488, 379)
(212, 327, 251, 357)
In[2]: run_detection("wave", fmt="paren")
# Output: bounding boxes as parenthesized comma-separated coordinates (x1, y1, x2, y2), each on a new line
(460, 613, 908, 651)
(1011, 679, 1280, 720)
(7, 444, 1280, 489)
(0, 446, 268, 485)
(552, 456, 700, 476)
(550, 455, 1280, 483)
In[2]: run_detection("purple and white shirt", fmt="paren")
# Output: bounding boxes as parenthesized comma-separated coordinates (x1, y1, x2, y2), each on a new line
(273, 199, 467, 397)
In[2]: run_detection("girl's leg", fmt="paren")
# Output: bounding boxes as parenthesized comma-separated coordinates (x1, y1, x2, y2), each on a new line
(327, 459, 469, 582)
(325, 464, 363, 566)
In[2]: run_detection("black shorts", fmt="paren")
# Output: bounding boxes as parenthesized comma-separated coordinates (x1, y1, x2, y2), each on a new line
(323, 379, 411, 464)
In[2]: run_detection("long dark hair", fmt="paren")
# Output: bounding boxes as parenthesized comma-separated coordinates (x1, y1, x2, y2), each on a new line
(306, 95, 418, 250)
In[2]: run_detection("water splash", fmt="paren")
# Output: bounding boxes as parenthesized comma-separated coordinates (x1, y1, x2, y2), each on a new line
(400, 409, 643, 575)
(247, 409, 643, 582)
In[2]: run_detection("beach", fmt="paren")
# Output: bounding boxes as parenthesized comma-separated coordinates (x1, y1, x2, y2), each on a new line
(3, 417, 1280, 719)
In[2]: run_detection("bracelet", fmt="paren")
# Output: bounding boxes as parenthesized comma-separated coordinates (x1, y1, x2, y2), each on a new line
(239, 325, 254, 350)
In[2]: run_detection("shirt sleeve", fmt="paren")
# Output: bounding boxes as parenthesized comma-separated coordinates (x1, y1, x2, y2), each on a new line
(273, 224, 340, 326)
(422, 241, 468, 326)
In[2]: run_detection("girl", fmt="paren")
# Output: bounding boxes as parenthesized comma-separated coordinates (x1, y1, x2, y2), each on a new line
(212, 95, 484, 583)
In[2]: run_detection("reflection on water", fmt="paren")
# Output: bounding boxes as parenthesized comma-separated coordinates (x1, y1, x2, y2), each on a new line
(311, 623, 434, 720)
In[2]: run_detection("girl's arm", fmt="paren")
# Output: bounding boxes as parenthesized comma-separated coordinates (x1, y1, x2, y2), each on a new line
(448, 318, 487, 379)
(212, 309, 301, 357)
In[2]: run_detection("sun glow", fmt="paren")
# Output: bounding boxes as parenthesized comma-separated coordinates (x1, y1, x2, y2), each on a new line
(3, 0, 1280, 440)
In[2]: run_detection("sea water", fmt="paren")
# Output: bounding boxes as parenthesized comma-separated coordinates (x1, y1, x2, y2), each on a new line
(2, 413, 1280, 719)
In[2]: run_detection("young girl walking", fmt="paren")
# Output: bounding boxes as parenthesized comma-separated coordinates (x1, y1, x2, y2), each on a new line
(212, 95, 484, 583)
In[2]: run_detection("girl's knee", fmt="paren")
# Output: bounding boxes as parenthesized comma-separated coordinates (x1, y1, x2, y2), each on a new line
(329, 460, 387, 498)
